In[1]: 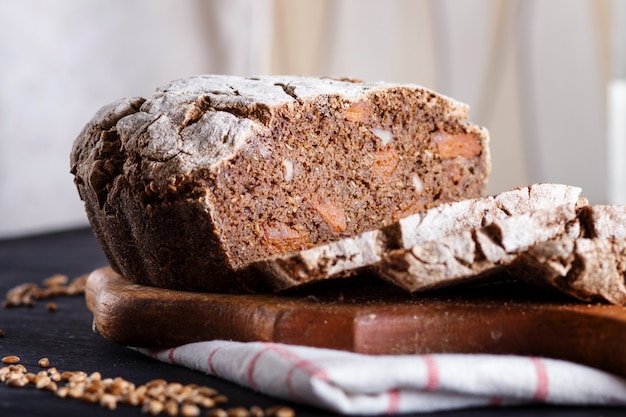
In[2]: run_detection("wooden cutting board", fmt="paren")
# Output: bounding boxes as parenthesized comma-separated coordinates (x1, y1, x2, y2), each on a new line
(86, 267, 626, 377)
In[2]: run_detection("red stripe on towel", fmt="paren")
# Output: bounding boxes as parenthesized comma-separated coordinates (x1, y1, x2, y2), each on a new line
(423, 355, 439, 391)
(168, 347, 177, 364)
(207, 346, 225, 377)
(531, 357, 549, 401)
(386, 388, 402, 414)
(247, 345, 278, 390)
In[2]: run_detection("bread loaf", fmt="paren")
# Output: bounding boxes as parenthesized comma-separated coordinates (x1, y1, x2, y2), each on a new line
(70, 75, 490, 292)
(256, 184, 583, 291)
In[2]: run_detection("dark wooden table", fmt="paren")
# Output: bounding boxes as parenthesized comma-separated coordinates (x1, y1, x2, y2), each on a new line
(0, 227, 623, 416)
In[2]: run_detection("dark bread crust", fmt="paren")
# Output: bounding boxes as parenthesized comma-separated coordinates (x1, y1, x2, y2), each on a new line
(522, 205, 626, 304)
(379, 202, 581, 292)
(381, 203, 626, 305)
(71, 75, 490, 293)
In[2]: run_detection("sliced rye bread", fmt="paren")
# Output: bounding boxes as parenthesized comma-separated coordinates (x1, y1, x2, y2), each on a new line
(521, 205, 626, 304)
(380, 204, 626, 304)
(377, 202, 582, 292)
(254, 183, 583, 291)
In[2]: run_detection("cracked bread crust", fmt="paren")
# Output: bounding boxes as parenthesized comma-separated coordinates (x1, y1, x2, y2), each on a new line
(522, 205, 626, 304)
(70, 75, 490, 293)
(255, 184, 583, 291)
(379, 202, 582, 292)
(381, 203, 626, 305)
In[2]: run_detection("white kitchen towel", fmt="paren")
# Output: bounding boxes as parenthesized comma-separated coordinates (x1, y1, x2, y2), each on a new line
(135, 341, 626, 414)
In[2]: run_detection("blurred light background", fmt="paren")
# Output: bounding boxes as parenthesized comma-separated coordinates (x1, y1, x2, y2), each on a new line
(0, 0, 624, 238)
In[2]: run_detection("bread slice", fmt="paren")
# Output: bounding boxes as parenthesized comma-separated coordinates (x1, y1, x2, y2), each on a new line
(70, 75, 490, 293)
(378, 202, 582, 292)
(522, 205, 626, 304)
(380, 203, 626, 305)
(255, 184, 583, 291)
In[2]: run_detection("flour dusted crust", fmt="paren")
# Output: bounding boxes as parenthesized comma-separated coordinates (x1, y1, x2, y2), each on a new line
(382, 203, 626, 305)
(71, 75, 490, 293)
(378, 202, 582, 292)
(256, 184, 583, 290)
(260, 183, 626, 305)
(522, 205, 626, 304)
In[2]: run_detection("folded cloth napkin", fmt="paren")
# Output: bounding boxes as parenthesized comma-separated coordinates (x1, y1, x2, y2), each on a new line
(135, 341, 626, 415)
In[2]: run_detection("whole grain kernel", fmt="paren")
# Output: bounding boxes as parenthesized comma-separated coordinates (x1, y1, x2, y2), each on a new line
(10, 364, 27, 373)
(197, 386, 218, 397)
(35, 374, 51, 389)
(147, 385, 166, 400)
(249, 405, 265, 417)
(196, 396, 215, 408)
(68, 371, 87, 383)
(266, 406, 295, 417)
(6, 373, 28, 387)
(100, 393, 118, 410)
(2, 355, 20, 364)
(85, 380, 102, 394)
(181, 402, 201, 417)
(82, 392, 99, 403)
(143, 399, 165, 415)
(227, 406, 250, 417)
(208, 409, 228, 417)
(146, 378, 167, 388)
(55, 387, 69, 398)
(48, 367, 61, 375)
(38, 357, 50, 368)
(166, 381, 184, 394)
(61, 371, 74, 380)
(88, 371, 102, 381)
(47, 302, 58, 312)
(213, 394, 228, 405)
(43, 274, 69, 287)
(124, 391, 141, 406)
(0, 328, 5, 337)
(164, 399, 179, 416)
(68, 384, 85, 399)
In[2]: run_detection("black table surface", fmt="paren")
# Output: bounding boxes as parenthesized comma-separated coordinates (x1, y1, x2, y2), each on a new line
(0, 227, 624, 417)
